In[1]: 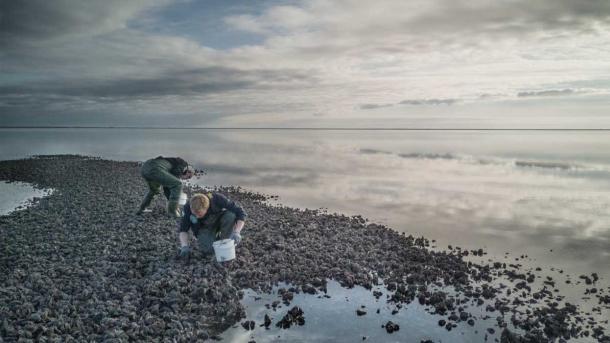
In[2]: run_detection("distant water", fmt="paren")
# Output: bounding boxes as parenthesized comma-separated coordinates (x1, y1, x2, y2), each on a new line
(1, 128, 609, 283)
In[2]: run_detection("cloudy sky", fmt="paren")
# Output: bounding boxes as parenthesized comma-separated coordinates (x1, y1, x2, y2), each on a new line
(1, 0, 610, 127)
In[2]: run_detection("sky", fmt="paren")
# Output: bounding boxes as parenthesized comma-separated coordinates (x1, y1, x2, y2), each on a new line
(1, 0, 610, 128)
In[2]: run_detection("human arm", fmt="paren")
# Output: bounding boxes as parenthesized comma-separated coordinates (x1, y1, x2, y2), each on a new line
(230, 220, 245, 244)
(178, 204, 193, 254)
(165, 157, 189, 177)
(179, 203, 192, 233)
(212, 193, 247, 221)
(233, 220, 245, 233)
(212, 193, 246, 244)
(179, 232, 189, 248)
(178, 206, 192, 258)
(178, 232, 191, 257)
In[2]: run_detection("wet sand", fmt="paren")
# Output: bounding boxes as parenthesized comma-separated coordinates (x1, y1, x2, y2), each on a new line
(0, 156, 608, 342)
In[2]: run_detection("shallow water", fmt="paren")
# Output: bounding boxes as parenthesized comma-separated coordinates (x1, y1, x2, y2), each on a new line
(221, 280, 503, 343)
(0, 181, 52, 215)
(1, 128, 609, 340)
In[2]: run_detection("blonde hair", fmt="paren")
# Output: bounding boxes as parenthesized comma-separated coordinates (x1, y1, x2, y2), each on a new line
(190, 193, 210, 212)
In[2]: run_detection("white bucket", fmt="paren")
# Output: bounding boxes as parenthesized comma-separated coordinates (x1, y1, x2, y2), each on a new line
(212, 239, 236, 262)
(178, 192, 187, 205)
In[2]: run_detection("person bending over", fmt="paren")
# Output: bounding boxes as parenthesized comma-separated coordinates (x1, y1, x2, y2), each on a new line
(178, 192, 246, 259)
(136, 156, 194, 217)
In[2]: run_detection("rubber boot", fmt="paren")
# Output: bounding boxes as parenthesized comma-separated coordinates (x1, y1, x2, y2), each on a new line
(163, 186, 171, 200)
(136, 192, 155, 215)
(167, 200, 182, 218)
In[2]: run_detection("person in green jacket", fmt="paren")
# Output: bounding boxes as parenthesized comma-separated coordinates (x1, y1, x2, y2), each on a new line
(136, 156, 195, 217)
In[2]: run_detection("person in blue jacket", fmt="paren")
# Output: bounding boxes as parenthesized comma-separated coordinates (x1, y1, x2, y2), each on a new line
(178, 192, 246, 259)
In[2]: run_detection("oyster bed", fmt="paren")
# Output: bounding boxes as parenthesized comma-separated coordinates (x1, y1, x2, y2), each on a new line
(0, 155, 608, 342)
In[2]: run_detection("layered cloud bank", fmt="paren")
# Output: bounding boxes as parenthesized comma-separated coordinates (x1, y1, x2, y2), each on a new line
(1, 0, 610, 127)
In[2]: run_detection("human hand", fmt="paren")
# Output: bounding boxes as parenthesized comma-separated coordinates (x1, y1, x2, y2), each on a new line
(230, 231, 242, 245)
(233, 220, 245, 232)
(179, 246, 191, 258)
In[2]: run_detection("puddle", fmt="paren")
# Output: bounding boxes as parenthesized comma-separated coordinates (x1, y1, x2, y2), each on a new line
(0, 181, 53, 215)
(220, 280, 509, 343)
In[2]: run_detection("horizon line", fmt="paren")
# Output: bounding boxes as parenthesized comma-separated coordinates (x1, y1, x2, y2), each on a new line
(1, 126, 610, 131)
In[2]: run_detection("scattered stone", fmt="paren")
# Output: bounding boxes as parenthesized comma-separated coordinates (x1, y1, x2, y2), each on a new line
(580, 275, 593, 285)
(281, 291, 294, 304)
(384, 321, 399, 334)
(241, 320, 255, 330)
(276, 306, 305, 329)
(263, 314, 272, 328)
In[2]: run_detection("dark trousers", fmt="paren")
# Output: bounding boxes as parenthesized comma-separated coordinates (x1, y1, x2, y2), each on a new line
(197, 211, 236, 254)
(140, 158, 183, 202)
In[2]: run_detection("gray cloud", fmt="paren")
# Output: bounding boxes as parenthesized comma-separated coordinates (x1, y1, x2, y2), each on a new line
(0, 64, 317, 126)
(478, 93, 506, 100)
(2, 0, 610, 127)
(0, 0, 166, 47)
(359, 148, 392, 155)
(398, 153, 456, 160)
(517, 89, 576, 98)
(405, 1, 610, 38)
(0, 67, 315, 101)
(229, 1, 610, 59)
(398, 98, 457, 106)
(0, 108, 222, 127)
(359, 103, 393, 110)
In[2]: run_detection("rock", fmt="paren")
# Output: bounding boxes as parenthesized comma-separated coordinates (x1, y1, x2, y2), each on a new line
(385, 321, 399, 334)
(241, 320, 255, 330)
(263, 314, 272, 328)
(281, 292, 294, 304)
(276, 306, 305, 329)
